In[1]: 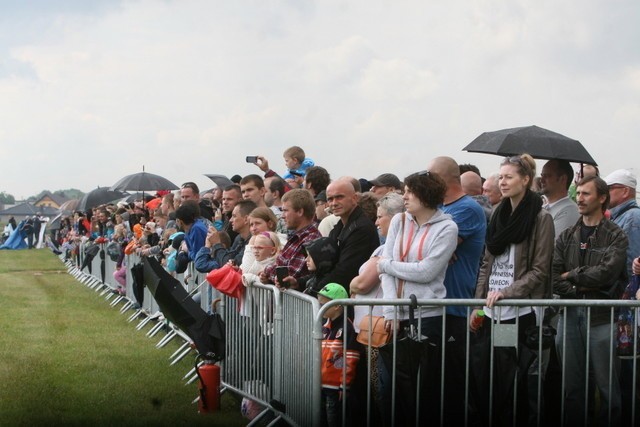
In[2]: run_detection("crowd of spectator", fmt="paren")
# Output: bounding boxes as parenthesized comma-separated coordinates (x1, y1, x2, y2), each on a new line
(49, 145, 640, 427)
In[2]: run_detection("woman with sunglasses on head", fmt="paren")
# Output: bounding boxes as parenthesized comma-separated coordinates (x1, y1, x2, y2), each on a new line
(376, 170, 458, 426)
(470, 153, 554, 426)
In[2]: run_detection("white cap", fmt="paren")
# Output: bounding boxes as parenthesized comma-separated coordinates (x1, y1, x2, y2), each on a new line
(604, 169, 637, 189)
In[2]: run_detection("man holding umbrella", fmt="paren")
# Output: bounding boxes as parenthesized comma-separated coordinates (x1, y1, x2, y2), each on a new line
(540, 159, 580, 238)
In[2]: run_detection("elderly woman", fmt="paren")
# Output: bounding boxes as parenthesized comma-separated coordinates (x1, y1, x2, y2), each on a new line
(376, 171, 458, 425)
(470, 153, 554, 426)
(350, 192, 405, 327)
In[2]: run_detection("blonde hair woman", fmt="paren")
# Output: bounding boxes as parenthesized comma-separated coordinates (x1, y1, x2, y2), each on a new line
(470, 153, 554, 426)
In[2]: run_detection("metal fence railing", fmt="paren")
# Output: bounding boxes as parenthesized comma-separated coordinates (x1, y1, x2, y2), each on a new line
(65, 249, 640, 427)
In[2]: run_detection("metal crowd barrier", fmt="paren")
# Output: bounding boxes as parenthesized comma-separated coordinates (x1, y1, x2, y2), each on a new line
(316, 298, 640, 427)
(66, 247, 640, 427)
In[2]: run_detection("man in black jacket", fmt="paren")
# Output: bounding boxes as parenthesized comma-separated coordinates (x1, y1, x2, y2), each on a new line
(553, 175, 628, 426)
(320, 178, 379, 294)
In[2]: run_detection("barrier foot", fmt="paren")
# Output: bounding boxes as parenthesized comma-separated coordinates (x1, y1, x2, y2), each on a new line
(127, 309, 143, 323)
(183, 364, 199, 381)
(156, 331, 177, 348)
(136, 316, 153, 331)
(120, 301, 133, 313)
(185, 372, 199, 385)
(110, 295, 124, 307)
(146, 321, 165, 337)
(169, 341, 190, 359)
(169, 346, 193, 366)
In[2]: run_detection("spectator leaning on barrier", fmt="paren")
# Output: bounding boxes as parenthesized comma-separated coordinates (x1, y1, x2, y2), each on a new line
(194, 200, 256, 272)
(261, 189, 322, 287)
(471, 153, 555, 427)
(175, 200, 207, 265)
(284, 237, 339, 295)
(376, 170, 458, 426)
(553, 175, 628, 426)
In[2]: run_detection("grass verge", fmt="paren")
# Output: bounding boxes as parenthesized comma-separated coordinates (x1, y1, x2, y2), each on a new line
(0, 250, 245, 426)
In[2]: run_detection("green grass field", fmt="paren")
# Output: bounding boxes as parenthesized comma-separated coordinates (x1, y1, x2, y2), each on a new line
(0, 250, 245, 426)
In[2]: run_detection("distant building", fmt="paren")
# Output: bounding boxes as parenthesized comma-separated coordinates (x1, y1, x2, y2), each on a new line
(0, 202, 58, 224)
(33, 191, 69, 210)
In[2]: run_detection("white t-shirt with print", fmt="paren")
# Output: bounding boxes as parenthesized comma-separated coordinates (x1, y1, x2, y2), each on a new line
(484, 244, 532, 321)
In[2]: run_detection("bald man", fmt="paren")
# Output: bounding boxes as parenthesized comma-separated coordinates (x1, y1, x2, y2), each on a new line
(313, 178, 379, 294)
(461, 171, 492, 222)
(461, 171, 483, 196)
(427, 156, 487, 426)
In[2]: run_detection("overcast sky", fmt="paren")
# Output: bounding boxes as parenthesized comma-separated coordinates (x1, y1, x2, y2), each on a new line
(1, 0, 639, 199)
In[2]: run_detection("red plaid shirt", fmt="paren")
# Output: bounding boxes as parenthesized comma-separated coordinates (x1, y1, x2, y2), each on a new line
(264, 223, 322, 283)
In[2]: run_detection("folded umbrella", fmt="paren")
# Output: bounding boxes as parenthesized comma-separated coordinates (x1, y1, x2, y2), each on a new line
(143, 257, 225, 359)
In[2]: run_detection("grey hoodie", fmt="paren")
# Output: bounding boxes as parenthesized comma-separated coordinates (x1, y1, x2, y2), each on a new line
(378, 209, 458, 321)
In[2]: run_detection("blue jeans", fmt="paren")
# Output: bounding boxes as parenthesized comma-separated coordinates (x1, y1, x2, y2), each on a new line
(559, 306, 621, 426)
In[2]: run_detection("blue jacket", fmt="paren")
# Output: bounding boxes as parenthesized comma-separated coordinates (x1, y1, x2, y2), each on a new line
(609, 199, 640, 279)
(185, 219, 208, 261)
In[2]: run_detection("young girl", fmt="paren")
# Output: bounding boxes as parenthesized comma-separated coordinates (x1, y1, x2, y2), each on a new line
(242, 231, 281, 287)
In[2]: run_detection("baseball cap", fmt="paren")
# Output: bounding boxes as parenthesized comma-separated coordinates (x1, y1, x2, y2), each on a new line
(604, 169, 637, 189)
(369, 173, 402, 190)
(317, 283, 348, 300)
(314, 190, 327, 203)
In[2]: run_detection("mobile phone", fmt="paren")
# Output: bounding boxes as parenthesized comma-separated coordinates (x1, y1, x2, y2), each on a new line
(275, 266, 289, 286)
(246, 156, 259, 163)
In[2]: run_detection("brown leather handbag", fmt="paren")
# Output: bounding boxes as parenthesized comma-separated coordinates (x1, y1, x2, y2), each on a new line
(357, 315, 390, 348)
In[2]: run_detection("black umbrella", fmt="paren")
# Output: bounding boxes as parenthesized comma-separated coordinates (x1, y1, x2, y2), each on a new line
(463, 125, 597, 165)
(117, 193, 156, 204)
(204, 174, 233, 189)
(58, 199, 80, 214)
(110, 168, 179, 192)
(143, 257, 225, 359)
(77, 187, 128, 211)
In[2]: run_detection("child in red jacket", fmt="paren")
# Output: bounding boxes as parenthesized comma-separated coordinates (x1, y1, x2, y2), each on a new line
(318, 283, 360, 427)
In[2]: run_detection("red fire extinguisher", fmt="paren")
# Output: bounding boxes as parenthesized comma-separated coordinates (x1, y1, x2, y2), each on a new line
(195, 354, 220, 413)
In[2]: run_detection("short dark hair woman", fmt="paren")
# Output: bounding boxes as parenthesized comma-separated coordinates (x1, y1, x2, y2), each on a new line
(376, 170, 458, 425)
